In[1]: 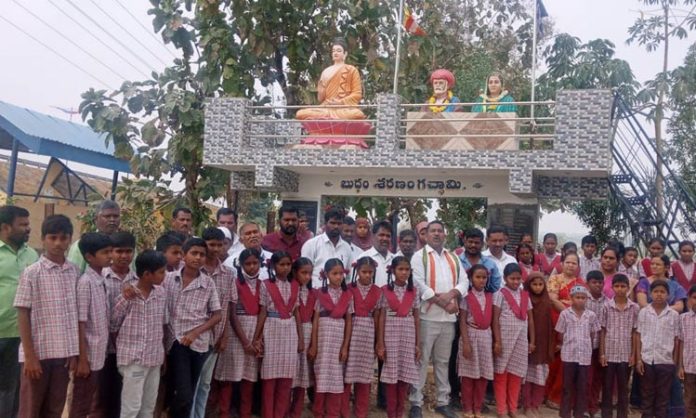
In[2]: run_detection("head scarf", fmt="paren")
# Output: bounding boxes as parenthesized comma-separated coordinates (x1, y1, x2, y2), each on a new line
(353, 218, 373, 251)
(430, 69, 455, 88)
(524, 272, 555, 365)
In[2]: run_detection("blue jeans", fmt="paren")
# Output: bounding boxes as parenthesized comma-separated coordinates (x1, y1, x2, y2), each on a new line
(190, 351, 218, 418)
(0, 337, 20, 418)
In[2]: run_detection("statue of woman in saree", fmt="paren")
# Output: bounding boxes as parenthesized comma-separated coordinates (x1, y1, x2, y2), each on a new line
(472, 72, 517, 113)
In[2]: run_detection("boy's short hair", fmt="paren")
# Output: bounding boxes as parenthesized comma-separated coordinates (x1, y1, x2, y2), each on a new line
(486, 224, 507, 238)
(216, 207, 238, 222)
(586, 270, 604, 283)
(135, 250, 167, 277)
(110, 231, 136, 249)
(624, 246, 638, 255)
(0, 205, 30, 227)
(612, 273, 630, 286)
(649, 279, 670, 294)
(41, 214, 73, 238)
(78, 232, 112, 257)
(399, 229, 417, 240)
(689, 284, 696, 297)
(581, 235, 598, 246)
(464, 228, 485, 240)
(201, 227, 225, 242)
(182, 237, 207, 254)
(343, 216, 355, 226)
(155, 231, 184, 252)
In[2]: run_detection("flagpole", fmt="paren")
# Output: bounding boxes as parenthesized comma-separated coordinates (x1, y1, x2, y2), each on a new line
(530, 0, 538, 122)
(393, 0, 405, 94)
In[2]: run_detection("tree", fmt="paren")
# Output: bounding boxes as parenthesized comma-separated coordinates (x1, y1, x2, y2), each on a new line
(79, 0, 545, 234)
(667, 44, 696, 194)
(626, 0, 696, 217)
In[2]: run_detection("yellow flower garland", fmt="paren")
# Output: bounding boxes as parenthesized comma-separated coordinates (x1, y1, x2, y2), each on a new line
(428, 91, 453, 113)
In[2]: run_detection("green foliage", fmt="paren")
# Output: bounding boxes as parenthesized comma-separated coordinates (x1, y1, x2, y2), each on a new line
(570, 197, 629, 249)
(437, 198, 487, 248)
(667, 44, 696, 194)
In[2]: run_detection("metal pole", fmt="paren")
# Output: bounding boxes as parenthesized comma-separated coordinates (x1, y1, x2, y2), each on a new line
(530, 0, 538, 122)
(111, 171, 119, 200)
(393, 0, 405, 94)
(7, 139, 19, 198)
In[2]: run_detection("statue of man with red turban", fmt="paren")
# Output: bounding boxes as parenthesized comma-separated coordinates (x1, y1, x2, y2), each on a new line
(425, 69, 460, 112)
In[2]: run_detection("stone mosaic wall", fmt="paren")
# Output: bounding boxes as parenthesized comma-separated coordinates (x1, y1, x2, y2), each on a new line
(204, 89, 613, 199)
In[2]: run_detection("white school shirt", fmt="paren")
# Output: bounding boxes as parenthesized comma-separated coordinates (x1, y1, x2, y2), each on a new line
(482, 249, 517, 276)
(637, 304, 680, 365)
(301, 233, 354, 288)
(412, 245, 469, 323)
(355, 247, 394, 287)
(223, 247, 272, 280)
(226, 234, 245, 258)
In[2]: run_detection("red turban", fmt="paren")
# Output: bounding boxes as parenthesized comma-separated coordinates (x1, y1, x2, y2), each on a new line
(430, 69, 455, 87)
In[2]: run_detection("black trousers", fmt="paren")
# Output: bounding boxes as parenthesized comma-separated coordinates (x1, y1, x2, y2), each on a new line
(167, 341, 210, 418)
(641, 364, 675, 418)
(449, 322, 460, 403)
(561, 362, 589, 418)
(602, 362, 630, 418)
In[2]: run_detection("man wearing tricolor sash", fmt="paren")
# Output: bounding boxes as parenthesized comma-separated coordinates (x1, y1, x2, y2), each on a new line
(409, 221, 469, 418)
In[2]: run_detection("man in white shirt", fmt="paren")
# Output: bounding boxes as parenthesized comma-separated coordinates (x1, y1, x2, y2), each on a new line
(482, 224, 517, 276)
(409, 221, 468, 418)
(217, 207, 244, 257)
(355, 220, 394, 286)
(223, 222, 272, 279)
(301, 208, 354, 288)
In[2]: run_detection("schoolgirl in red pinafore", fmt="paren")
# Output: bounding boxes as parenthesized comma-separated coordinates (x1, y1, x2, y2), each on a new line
(517, 243, 541, 282)
(458, 264, 494, 418)
(377, 256, 421, 418)
(536, 233, 561, 277)
(215, 248, 262, 418)
(309, 258, 353, 418)
(343, 256, 382, 418)
(672, 240, 696, 292)
(252, 251, 300, 418)
(492, 263, 534, 418)
(289, 257, 316, 418)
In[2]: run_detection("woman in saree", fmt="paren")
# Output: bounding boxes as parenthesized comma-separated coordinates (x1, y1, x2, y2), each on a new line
(471, 72, 517, 113)
(545, 252, 585, 408)
(296, 37, 365, 121)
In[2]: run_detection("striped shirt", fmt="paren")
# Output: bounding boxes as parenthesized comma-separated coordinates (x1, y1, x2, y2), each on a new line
(77, 267, 110, 370)
(111, 284, 168, 367)
(14, 256, 80, 361)
(601, 298, 639, 363)
(555, 307, 600, 365)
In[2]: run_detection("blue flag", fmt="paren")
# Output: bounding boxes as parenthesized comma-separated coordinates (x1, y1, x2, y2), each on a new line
(537, 0, 548, 37)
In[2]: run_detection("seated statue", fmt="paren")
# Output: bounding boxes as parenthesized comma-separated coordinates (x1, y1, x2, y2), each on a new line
(424, 69, 460, 112)
(296, 38, 366, 121)
(472, 72, 517, 113)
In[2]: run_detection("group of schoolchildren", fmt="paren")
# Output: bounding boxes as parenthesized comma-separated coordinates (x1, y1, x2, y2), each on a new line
(11, 210, 696, 418)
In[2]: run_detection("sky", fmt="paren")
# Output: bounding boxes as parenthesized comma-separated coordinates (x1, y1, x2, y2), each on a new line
(0, 0, 693, 236)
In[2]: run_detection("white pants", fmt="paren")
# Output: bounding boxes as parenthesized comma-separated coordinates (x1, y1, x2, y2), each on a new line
(118, 364, 160, 418)
(409, 319, 455, 407)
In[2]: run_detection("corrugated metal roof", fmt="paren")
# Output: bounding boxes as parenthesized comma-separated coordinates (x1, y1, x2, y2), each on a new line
(0, 100, 130, 172)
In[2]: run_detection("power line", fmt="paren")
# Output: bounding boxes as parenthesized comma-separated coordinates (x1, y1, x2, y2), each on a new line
(11, 1, 130, 81)
(47, 0, 151, 79)
(113, 0, 177, 59)
(86, 0, 169, 67)
(62, 0, 162, 74)
(0, 14, 114, 89)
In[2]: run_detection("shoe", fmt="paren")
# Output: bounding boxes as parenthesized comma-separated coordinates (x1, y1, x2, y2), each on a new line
(481, 404, 491, 414)
(409, 406, 423, 418)
(434, 405, 459, 418)
(449, 397, 463, 411)
(545, 400, 560, 410)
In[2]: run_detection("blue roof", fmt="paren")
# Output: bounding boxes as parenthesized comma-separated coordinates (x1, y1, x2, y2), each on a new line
(0, 100, 130, 172)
